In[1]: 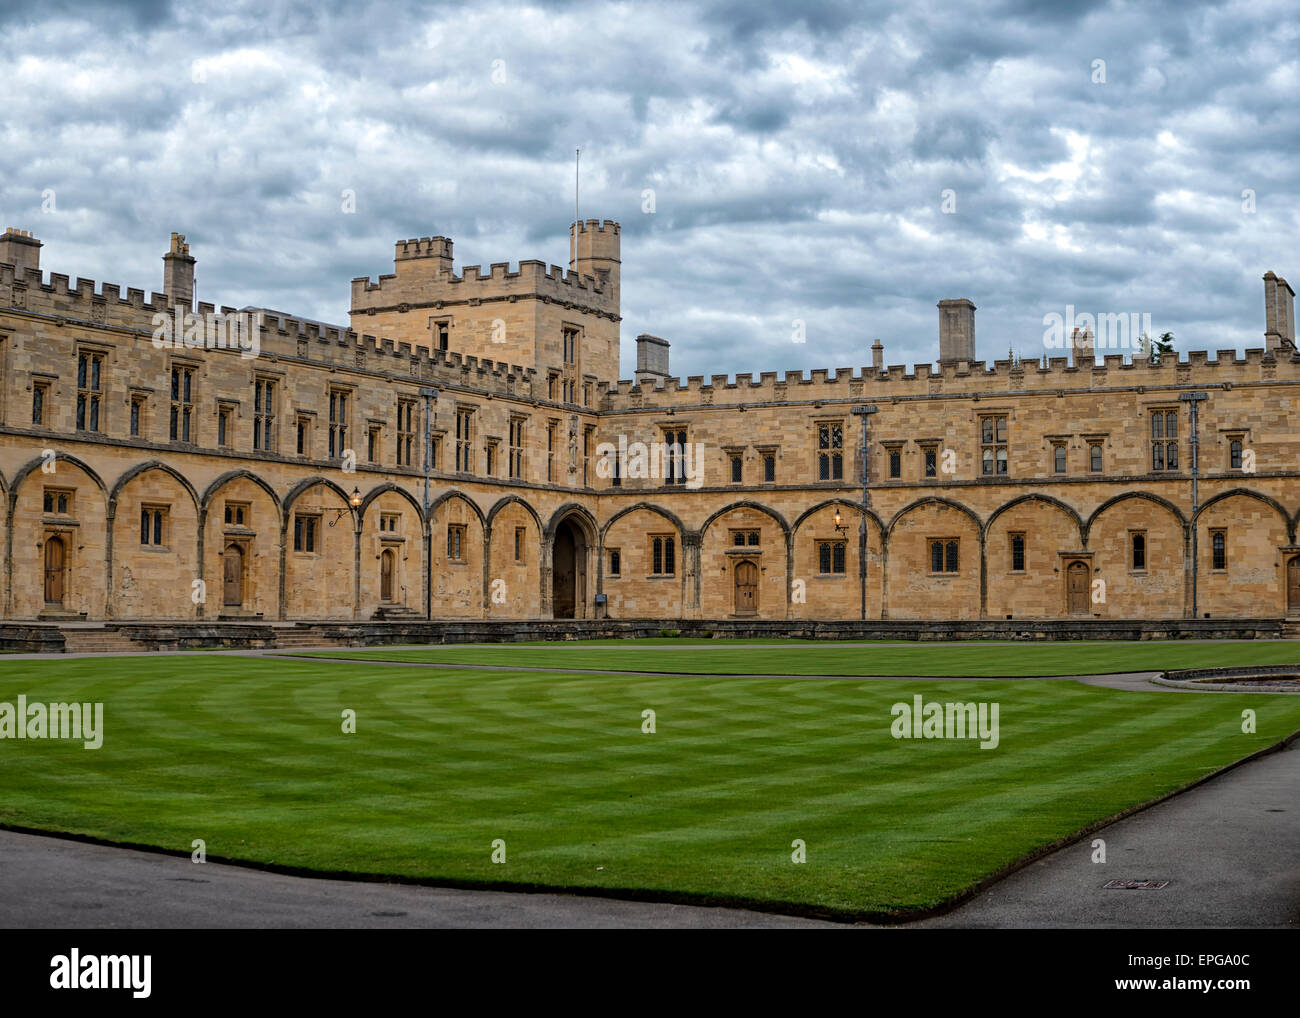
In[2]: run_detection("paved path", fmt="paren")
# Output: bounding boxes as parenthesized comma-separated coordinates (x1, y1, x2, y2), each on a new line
(0, 829, 836, 929)
(917, 741, 1300, 928)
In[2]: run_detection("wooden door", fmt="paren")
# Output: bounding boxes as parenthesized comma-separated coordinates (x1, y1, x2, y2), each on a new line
(44, 536, 65, 606)
(223, 544, 243, 607)
(735, 560, 758, 615)
(1288, 556, 1300, 613)
(1067, 561, 1089, 615)
(380, 549, 394, 602)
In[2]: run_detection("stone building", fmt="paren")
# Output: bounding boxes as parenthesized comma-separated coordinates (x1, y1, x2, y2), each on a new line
(0, 221, 1298, 625)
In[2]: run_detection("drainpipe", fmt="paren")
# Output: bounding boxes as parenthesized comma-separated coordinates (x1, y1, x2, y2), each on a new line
(851, 404, 878, 621)
(420, 387, 439, 620)
(1179, 391, 1207, 619)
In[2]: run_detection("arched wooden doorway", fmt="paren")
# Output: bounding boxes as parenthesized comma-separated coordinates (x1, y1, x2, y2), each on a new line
(223, 544, 244, 607)
(380, 548, 395, 602)
(734, 559, 758, 615)
(1066, 560, 1089, 615)
(44, 536, 65, 606)
(1287, 555, 1300, 614)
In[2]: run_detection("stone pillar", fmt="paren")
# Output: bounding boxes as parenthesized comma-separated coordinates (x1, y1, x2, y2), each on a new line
(681, 531, 702, 619)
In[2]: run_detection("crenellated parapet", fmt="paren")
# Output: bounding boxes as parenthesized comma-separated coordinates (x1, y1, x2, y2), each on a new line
(350, 256, 618, 319)
(0, 261, 539, 399)
(602, 347, 1296, 410)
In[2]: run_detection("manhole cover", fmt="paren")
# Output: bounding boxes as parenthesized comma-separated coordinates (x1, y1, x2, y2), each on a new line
(1103, 879, 1169, 890)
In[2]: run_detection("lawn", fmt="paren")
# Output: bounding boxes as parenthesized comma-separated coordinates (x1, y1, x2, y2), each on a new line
(1, 650, 1298, 920)
(289, 638, 1300, 677)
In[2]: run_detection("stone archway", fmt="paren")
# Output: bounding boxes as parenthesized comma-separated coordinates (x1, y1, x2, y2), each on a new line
(552, 518, 588, 619)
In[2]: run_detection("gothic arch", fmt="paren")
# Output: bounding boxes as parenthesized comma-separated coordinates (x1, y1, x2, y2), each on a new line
(109, 460, 201, 513)
(791, 498, 885, 538)
(486, 494, 543, 534)
(700, 500, 791, 540)
(1196, 487, 1293, 542)
(544, 502, 599, 543)
(7, 452, 109, 508)
(200, 469, 282, 516)
(886, 496, 983, 538)
(427, 489, 486, 527)
(281, 476, 361, 531)
(359, 482, 427, 532)
(1084, 490, 1187, 543)
(599, 501, 686, 541)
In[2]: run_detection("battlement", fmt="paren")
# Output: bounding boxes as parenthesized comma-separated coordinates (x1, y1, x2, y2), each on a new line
(0, 258, 539, 399)
(395, 235, 453, 261)
(603, 347, 1295, 410)
(350, 256, 614, 308)
(573, 218, 620, 236)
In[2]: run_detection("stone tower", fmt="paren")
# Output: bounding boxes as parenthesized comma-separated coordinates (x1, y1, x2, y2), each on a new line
(349, 220, 623, 386)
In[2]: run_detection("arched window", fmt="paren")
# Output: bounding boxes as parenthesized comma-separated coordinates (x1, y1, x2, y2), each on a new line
(1089, 444, 1103, 472)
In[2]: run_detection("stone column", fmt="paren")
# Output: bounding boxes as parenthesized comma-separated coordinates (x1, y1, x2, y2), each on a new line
(681, 531, 702, 619)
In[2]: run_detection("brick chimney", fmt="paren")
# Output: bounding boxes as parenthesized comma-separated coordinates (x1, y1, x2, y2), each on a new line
(1264, 271, 1296, 354)
(163, 232, 196, 309)
(0, 228, 42, 275)
(871, 339, 884, 371)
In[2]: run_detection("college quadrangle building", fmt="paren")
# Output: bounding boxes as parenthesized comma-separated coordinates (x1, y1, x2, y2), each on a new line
(1, 219, 1298, 629)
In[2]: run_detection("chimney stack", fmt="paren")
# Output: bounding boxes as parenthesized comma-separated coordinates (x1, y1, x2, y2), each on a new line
(1264, 272, 1296, 354)
(163, 232, 196, 309)
(871, 339, 884, 371)
(0, 228, 42, 275)
(937, 299, 976, 364)
(1071, 326, 1095, 366)
(634, 334, 670, 388)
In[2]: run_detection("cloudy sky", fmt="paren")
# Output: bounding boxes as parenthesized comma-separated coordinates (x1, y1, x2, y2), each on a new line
(2, 0, 1297, 380)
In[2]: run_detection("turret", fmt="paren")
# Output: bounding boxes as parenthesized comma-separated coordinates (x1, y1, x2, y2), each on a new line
(569, 219, 620, 305)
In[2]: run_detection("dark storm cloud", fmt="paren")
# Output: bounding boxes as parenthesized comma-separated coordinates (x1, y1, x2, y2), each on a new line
(1, 0, 1297, 382)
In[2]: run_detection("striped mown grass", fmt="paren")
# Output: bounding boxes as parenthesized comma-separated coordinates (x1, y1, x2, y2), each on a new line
(2, 654, 1298, 919)
(290, 639, 1300, 678)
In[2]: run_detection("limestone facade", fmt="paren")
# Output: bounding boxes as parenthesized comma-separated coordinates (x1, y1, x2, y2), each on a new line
(1, 223, 1298, 623)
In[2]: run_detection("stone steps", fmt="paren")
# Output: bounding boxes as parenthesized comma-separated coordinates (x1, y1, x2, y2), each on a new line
(61, 629, 142, 654)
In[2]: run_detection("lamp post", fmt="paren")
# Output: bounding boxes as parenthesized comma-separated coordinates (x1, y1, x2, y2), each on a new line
(420, 386, 440, 621)
(851, 404, 879, 621)
(1180, 391, 1207, 619)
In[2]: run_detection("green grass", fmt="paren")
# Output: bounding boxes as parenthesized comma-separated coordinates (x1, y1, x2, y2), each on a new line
(290, 639, 1300, 677)
(3, 651, 1299, 919)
